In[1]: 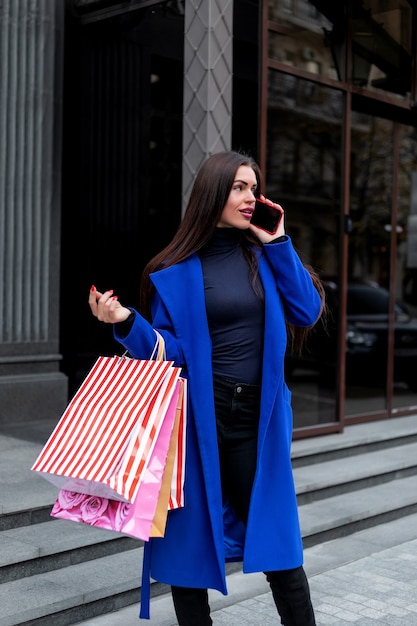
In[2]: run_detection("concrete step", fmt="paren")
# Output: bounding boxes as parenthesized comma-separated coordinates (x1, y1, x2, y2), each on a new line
(291, 414, 417, 467)
(0, 518, 139, 583)
(299, 473, 417, 547)
(0, 549, 146, 626)
(0, 549, 240, 626)
(294, 440, 417, 504)
(0, 435, 58, 531)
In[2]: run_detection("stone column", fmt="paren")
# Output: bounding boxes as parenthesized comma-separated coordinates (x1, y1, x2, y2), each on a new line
(182, 0, 234, 208)
(0, 0, 67, 429)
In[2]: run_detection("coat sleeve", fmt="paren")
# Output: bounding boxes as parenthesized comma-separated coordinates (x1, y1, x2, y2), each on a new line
(263, 236, 322, 327)
(113, 293, 185, 366)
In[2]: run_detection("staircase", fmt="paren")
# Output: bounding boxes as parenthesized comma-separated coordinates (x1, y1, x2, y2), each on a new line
(1, 414, 417, 626)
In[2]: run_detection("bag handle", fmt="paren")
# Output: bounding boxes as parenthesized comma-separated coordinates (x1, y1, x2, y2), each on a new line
(120, 329, 166, 362)
(150, 330, 166, 361)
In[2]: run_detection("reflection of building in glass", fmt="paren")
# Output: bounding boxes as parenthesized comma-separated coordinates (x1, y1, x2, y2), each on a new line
(352, 0, 412, 94)
(267, 70, 342, 276)
(268, 1, 337, 80)
(268, 0, 413, 96)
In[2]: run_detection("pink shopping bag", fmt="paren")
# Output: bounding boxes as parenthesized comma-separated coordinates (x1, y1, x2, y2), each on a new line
(32, 355, 182, 503)
(50, 378, 186, 540)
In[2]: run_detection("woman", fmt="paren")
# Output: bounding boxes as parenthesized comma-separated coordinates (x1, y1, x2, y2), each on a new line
(89, 151, 324, 625)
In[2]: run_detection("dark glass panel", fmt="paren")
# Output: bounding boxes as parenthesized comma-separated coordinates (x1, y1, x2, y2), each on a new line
(351, 0, 413, 98)
(268, 0, 346, 81)
(266, 70, 343, 427)
(393, 124, 417, 406)
(346, 113, 394, 415)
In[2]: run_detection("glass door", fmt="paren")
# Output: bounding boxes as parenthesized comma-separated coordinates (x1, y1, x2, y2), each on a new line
(264, 70, 343, 429)
(263, 0, 345, 432)
(346, 114, 417, 418)
(262, 0, 417, 431)
(393, 124, 417, 409)
(345, 112, 394, 417)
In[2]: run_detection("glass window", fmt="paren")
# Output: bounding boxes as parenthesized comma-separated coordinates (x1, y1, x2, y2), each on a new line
(267, 0, 415, 100)
(267, 0, 346, 82)
(266, 70, 343, 427)
(351, 0, 413, 98)
(393, 124, 417, 405)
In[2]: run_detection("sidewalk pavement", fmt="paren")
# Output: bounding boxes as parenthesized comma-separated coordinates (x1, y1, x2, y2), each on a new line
(76, 521, 417, 626)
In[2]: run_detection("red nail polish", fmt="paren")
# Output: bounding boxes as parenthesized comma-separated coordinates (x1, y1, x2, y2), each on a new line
(90, 285, 96, 292)
(108, 289, 114, 295)
(112, 296, 118, 301)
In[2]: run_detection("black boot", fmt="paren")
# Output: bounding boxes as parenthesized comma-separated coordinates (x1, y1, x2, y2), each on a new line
(171, 585, 213, 626)
(265, 566, 316, 626)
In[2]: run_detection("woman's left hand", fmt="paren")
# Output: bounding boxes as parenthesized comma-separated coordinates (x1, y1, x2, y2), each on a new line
(248, 195, 286, 243)
(88, 286, 132, 324)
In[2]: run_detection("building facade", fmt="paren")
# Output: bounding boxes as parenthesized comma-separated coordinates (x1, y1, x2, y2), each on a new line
(1, 0, 416, 439)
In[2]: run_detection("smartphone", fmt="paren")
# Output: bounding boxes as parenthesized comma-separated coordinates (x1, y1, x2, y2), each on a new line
(250, 197, 284, 235)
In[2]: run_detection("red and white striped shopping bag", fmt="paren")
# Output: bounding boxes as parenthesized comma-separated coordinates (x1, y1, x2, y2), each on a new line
(32, 355, 182, 503)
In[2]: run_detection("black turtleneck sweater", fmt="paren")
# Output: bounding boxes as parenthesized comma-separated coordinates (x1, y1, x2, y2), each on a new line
(199, 228, 265, 385)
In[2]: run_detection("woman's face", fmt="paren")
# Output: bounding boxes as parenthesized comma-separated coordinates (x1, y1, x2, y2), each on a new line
(217, 165, 258, 229)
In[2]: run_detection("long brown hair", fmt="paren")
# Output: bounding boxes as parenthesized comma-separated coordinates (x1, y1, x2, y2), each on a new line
(140, 151, 263, 315)
(140, 150, 325, 351)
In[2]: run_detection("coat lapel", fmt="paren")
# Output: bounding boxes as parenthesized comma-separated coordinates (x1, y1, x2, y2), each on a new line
(149, 254, 213, 385)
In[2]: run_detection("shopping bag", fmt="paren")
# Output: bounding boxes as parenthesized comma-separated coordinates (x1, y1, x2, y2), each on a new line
(32, 354, 182, 503)
(152, 330, 187, 511)
(50, 377, 186, 541)
(167, 376, 186, 510)
(149, 385, 181, 536)
(151, 376, 186, 534)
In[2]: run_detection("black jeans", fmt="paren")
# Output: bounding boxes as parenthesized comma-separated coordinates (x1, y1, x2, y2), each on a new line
(171, 376, 316, 626)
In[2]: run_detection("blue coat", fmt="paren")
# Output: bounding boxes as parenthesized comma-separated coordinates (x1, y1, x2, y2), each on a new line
(114, 236, 322, 614)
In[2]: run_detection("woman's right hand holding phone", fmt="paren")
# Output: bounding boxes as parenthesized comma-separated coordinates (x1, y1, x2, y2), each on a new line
(88, 286, 131, 324)
(249, 194, 285, 243)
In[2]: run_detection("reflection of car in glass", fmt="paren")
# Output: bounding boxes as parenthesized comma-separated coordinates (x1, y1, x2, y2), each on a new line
(286, 281, 417, 391)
